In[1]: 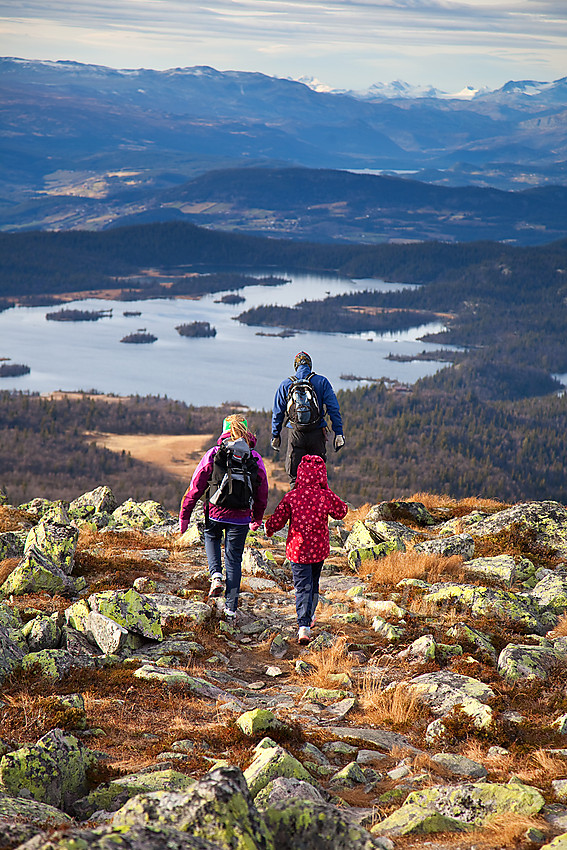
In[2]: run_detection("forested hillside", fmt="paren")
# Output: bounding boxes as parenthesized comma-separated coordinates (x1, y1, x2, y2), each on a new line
(2, 383, 567, 509)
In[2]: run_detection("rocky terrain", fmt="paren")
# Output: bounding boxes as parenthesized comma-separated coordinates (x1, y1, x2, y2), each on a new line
(2, 486, 567, 849)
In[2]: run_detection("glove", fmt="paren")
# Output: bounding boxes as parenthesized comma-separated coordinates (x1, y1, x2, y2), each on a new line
(249, 520, 262, 532)
(271, 435, 281, 452)
(334, 434, 345, 452)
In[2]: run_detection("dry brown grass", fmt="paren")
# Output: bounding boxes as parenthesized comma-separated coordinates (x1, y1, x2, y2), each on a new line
(467, 813, 547, 848)
(0, 506, 35, 533)
(367, 550, 464, 589)
(303, 636, 355, 687)
(356, 672, 430, 730)
(514, 748, 567, 786)
(409, 492, 509, 518)
(343, 504, 372, 531)
(547, 613, 567, 638)
(0, 557, 19, 587)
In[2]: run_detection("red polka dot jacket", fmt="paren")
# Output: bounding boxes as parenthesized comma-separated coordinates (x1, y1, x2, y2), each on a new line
(265, 454, 348, 564)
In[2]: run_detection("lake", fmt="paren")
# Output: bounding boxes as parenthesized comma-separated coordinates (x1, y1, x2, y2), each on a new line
(0, 269, 453, 409)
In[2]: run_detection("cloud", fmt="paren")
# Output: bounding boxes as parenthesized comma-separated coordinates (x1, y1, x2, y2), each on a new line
(1, 0, 565, 88)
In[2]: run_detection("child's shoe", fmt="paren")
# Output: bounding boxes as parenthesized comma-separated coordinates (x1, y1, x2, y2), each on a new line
(298, 626, 310, 645)
(208, 574, 224, 598)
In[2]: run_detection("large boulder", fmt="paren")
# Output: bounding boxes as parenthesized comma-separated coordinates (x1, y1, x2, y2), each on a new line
(0, 728, 95, 812)
(405, 670, 495, 728)
(89, 588, 163, 640)
(0, 625, 25, 683)
(0, 530, 25, 560)
(414, 534, 474, 559)
(497, 643, 563, 682)
(530, 573, 567, 612)
(244, 743, 317, 798)
(264, 798, 389, 850)
(423, 583, 549, 633)
(10, 825, 224, 850)
(365, 501, 436, 526)
(373, 779, 545, 837)
(111, 765, 274, 850)
(21, 613, 61, 652)
(70, 485, 117, 515)
(467, 501, 567, 557)
(24, 520, 78, 575)
(0, 546, 80, 597)
(463, 555, 516, 584)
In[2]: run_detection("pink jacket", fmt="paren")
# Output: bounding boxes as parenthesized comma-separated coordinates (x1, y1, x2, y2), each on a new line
(179, 430, 268, 533)
(265, 454, 348, 563)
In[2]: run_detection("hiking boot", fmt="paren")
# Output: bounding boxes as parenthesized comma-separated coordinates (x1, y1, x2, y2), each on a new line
(298, 626, 310, 645)
(223, 607, 237, 620)
(208, 574, 224, 598)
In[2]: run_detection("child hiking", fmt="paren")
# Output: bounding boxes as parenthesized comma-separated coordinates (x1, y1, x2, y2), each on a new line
(179, 414, 269, 619)
(265, 454, 348, 644)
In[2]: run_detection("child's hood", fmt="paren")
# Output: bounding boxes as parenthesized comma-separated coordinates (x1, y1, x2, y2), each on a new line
(295, 454, 328, 489)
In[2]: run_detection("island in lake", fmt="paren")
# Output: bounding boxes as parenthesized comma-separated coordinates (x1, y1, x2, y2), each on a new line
(0, 362, 30, 377)
(176, 321, 216, 338)
(120, 332, 157, 344)
(46, 308, 113, 322)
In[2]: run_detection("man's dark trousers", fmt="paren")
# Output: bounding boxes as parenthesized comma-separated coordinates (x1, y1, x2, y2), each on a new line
(285, 426, 327, 484)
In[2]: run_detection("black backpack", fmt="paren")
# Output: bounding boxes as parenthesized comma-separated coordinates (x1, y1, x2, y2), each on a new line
(205, 438, 259, 521)
(285, 372, 320, 429)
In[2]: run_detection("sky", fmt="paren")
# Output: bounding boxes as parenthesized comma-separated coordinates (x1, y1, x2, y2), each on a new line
(0, 0, 566, 93)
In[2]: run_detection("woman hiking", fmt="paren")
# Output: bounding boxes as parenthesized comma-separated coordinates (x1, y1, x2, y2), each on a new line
(179, 413, 269, 619)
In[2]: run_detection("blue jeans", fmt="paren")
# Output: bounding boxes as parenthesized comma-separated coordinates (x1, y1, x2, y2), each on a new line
(290, 561, 324, 627)
(203, 520, 249, 612)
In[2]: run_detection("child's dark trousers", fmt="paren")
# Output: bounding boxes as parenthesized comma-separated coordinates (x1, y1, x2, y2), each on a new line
(290, 560, 324, 627)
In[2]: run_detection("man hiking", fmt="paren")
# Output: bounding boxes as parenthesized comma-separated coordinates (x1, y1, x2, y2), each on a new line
(271, 351, 345, 485)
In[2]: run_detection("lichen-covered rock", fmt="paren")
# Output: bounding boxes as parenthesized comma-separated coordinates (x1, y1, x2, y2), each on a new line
(244, 743, 317, 798)
(254, 777, 326, 811)
(236, 709, 285, 737)
(89, 588, 163, 640)
(364, 519, 423, 547)
(139, 500, 174, 526)
(437, 511, 489, 536)
(0, 530, 25, 559)
(0, 624, 25, 682)
(372, 803, 472, 837)
(0, 547, 77, 597)
(0, 790, 72, 829)
(430, 753, 488, 779)
(497, 643, 563, 682)
(64, 598, 91, 632)
(414, 533, 474, 559)
(24, 520, 78, 575)
(112, 499, 154, 529)
(445, 622, 497, 661)
(21, 613, 61, 652)
(22, 648, 94, 678)
(348, 541, 402, 571)
(75, 768, 196, 819)
(398, 634, 437, 663)
(406, 670, 495, 728)
(463, 555, 516, 584)
(111, 765, 274, 850)
(70, 485, 117, 515)
(19, 824, 232, 850)
(133, 664, 231, 701)
(423, 583, 547, 633)
(365, 501, 436, 527)
(145, 594, 211, 628)
(264, 798, 389, 850)
(468, 501, 567, 556)
(302, 687, 348, 702)
(0, 728, 95, 811)
(344, 520, 379, 552)
(401, 778, 545, 824)
(530, 573, 567, 612)
(329, 760, 366, 787)
(371, 616, 405, 642)
(540, 836, 567, 850)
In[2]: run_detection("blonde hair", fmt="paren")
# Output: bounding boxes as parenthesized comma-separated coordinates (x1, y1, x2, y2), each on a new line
(224, 413, 252, 444)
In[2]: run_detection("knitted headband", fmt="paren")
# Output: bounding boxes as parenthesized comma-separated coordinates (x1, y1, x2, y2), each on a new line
(294, 351, 312, 370)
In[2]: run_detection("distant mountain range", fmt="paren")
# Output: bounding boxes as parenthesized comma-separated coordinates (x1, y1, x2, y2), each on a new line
(1, 58, 566, 239)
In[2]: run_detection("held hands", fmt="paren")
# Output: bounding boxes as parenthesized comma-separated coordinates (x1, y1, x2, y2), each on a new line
(271, 435, 281, 452)
(334, 434, 345, 452)
(249, 520, 262, 532)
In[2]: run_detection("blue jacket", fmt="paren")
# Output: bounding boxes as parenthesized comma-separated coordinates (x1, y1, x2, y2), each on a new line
(272, 363, 343, 437)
